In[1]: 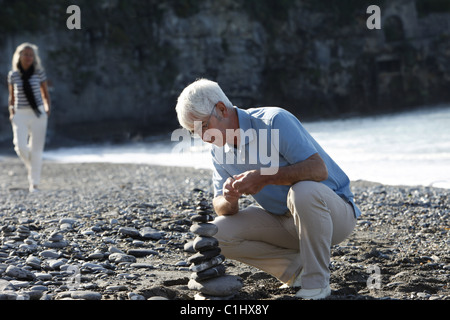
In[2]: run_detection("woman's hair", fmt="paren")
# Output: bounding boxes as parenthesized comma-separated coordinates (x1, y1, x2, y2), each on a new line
(176, 78, 233, 130)
(12, 42, 44, 72)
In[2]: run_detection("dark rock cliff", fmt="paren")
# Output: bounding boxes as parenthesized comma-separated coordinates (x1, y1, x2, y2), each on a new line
(1, 0, 449, 144)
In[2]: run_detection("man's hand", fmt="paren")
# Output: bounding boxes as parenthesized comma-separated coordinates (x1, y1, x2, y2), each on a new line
(223, 177, 242, 202)
(213, 177, 242, 216)
(232, 170, 267, 196)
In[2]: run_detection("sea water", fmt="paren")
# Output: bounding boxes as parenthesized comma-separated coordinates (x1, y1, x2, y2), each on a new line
(42, 106, 450, 189)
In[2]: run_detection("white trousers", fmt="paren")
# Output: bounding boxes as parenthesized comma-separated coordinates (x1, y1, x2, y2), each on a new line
(11, 106, 48, 187)
(213, 181, 357, 289)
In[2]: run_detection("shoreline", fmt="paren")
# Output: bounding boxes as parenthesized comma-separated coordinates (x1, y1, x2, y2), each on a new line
(2, 153, 448, 191)
(0, 159, 449, 300)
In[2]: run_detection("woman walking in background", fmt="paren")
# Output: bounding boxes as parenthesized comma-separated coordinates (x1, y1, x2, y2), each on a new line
(7, 42, 51, 192)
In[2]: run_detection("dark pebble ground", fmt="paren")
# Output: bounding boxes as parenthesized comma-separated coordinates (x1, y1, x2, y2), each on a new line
(0, 157, 449, 301)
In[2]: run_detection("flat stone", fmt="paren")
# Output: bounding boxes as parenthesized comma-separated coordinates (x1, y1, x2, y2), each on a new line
(191, 264, 226, 281)
(70, 290, 102, 300)
(184, 241, 195, 253)
(106, 285, 128, 292)
(81, 229, 95, 236)
(127, 249, 158, 257)
(190, 223, 218, 237)
(190, 255, 225, 273)
(87, 252, 105, 260)
(25, 256, 41, 269)
(118, 227, 140, 238)
(130, 263, 154, 269)
(193, 236, 218, 252)
(139, 227, 165, 240)
(148, 296, 168, 300)
(196, 208, 214, 215)
(0, 292, 18, 300)
(128, 292, 146, 300)
(108, 253, 136, 263)
(30, 285, 48, 291)
(34, 273, 52, 281)
(5, 265, 36, 281)
(10, 280, 29, 288)
(43, 240, 68, 248)
(82, 262, 105, 269)
(39, 249, 61, 259)
(188, 275, 243, 297)
(187, 247, 221, 264)
(0, 279, 16, 292)
(59, 218, 78, 225)
(48, 259, 66, 270)
(191, 214, 214, 223)
(48, 232, 64, 242)
(108, 246, 125, 254)
(23, 289, 43, 300)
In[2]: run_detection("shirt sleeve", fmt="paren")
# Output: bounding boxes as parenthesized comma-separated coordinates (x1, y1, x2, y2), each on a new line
(38, 69, 47, 83)
(212, 152, 228, 197)
(7, 71, 13, 85)
(272, 110, 318, 164)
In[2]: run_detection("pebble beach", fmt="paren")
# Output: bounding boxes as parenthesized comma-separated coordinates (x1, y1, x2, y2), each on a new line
(0, 157, 449, 301)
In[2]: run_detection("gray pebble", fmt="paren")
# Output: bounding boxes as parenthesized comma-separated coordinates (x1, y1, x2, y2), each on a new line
(130, 263, 154, 269)
(108, 252, 136, 263)
(190, 223, 218, 237)
(0, 292, 18, 300)
(193, 236, 218, 252)
(87, 251, 105, 260)
(48, 232, 64, 242)
(70, 290, 102, 300)
(0, 279, 16, 292)
(5, 265, 36, 281)
(39, 250, 61, 259)
(59, 218, 78, 225)
(127, 249, 158, 257)
(188, 275, 243, 297)
(34, 273, 52, 281)
(118, 227, 140, 238)
(128, 292, 146, 300)
(140, 227, 165, 240)
(106, 285, 128, 292)
(25, 256, 41, 269)
(190, 255, 225, 273)
(43, 240, 68, 248)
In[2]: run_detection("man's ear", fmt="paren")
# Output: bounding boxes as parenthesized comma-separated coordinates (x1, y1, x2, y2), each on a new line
(216, 101, 228, 119)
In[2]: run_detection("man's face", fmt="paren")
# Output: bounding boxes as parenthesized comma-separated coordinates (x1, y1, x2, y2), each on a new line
(195, 103, 234, 147)
(200, 116, 227, 147)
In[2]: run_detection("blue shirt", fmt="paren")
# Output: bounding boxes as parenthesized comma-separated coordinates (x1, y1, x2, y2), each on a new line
(211, 107, 362, 218)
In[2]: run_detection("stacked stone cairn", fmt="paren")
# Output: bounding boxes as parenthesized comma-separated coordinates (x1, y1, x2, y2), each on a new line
(187, 195, 243, 300)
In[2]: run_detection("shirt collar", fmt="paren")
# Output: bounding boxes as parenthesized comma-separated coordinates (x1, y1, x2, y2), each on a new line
(224, 107, 255, 153)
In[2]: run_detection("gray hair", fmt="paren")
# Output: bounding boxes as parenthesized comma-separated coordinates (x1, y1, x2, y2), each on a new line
(12, 42, 44, 71)
(175, 79, 233, 130)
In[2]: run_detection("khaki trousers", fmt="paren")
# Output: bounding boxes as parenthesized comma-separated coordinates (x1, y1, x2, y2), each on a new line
(213, 181, 356, 289)
(11, 106, 48, 187)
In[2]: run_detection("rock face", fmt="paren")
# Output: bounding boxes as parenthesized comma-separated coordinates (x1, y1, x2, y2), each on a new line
(186, 194, 242, 299)
(1, 0, 450, 143)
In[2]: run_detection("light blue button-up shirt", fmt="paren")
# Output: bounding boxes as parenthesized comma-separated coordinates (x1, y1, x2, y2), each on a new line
(211, 106, 361, 218)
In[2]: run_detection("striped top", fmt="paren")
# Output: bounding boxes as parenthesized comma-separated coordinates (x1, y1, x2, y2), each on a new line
(8, 69, 47, 109)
